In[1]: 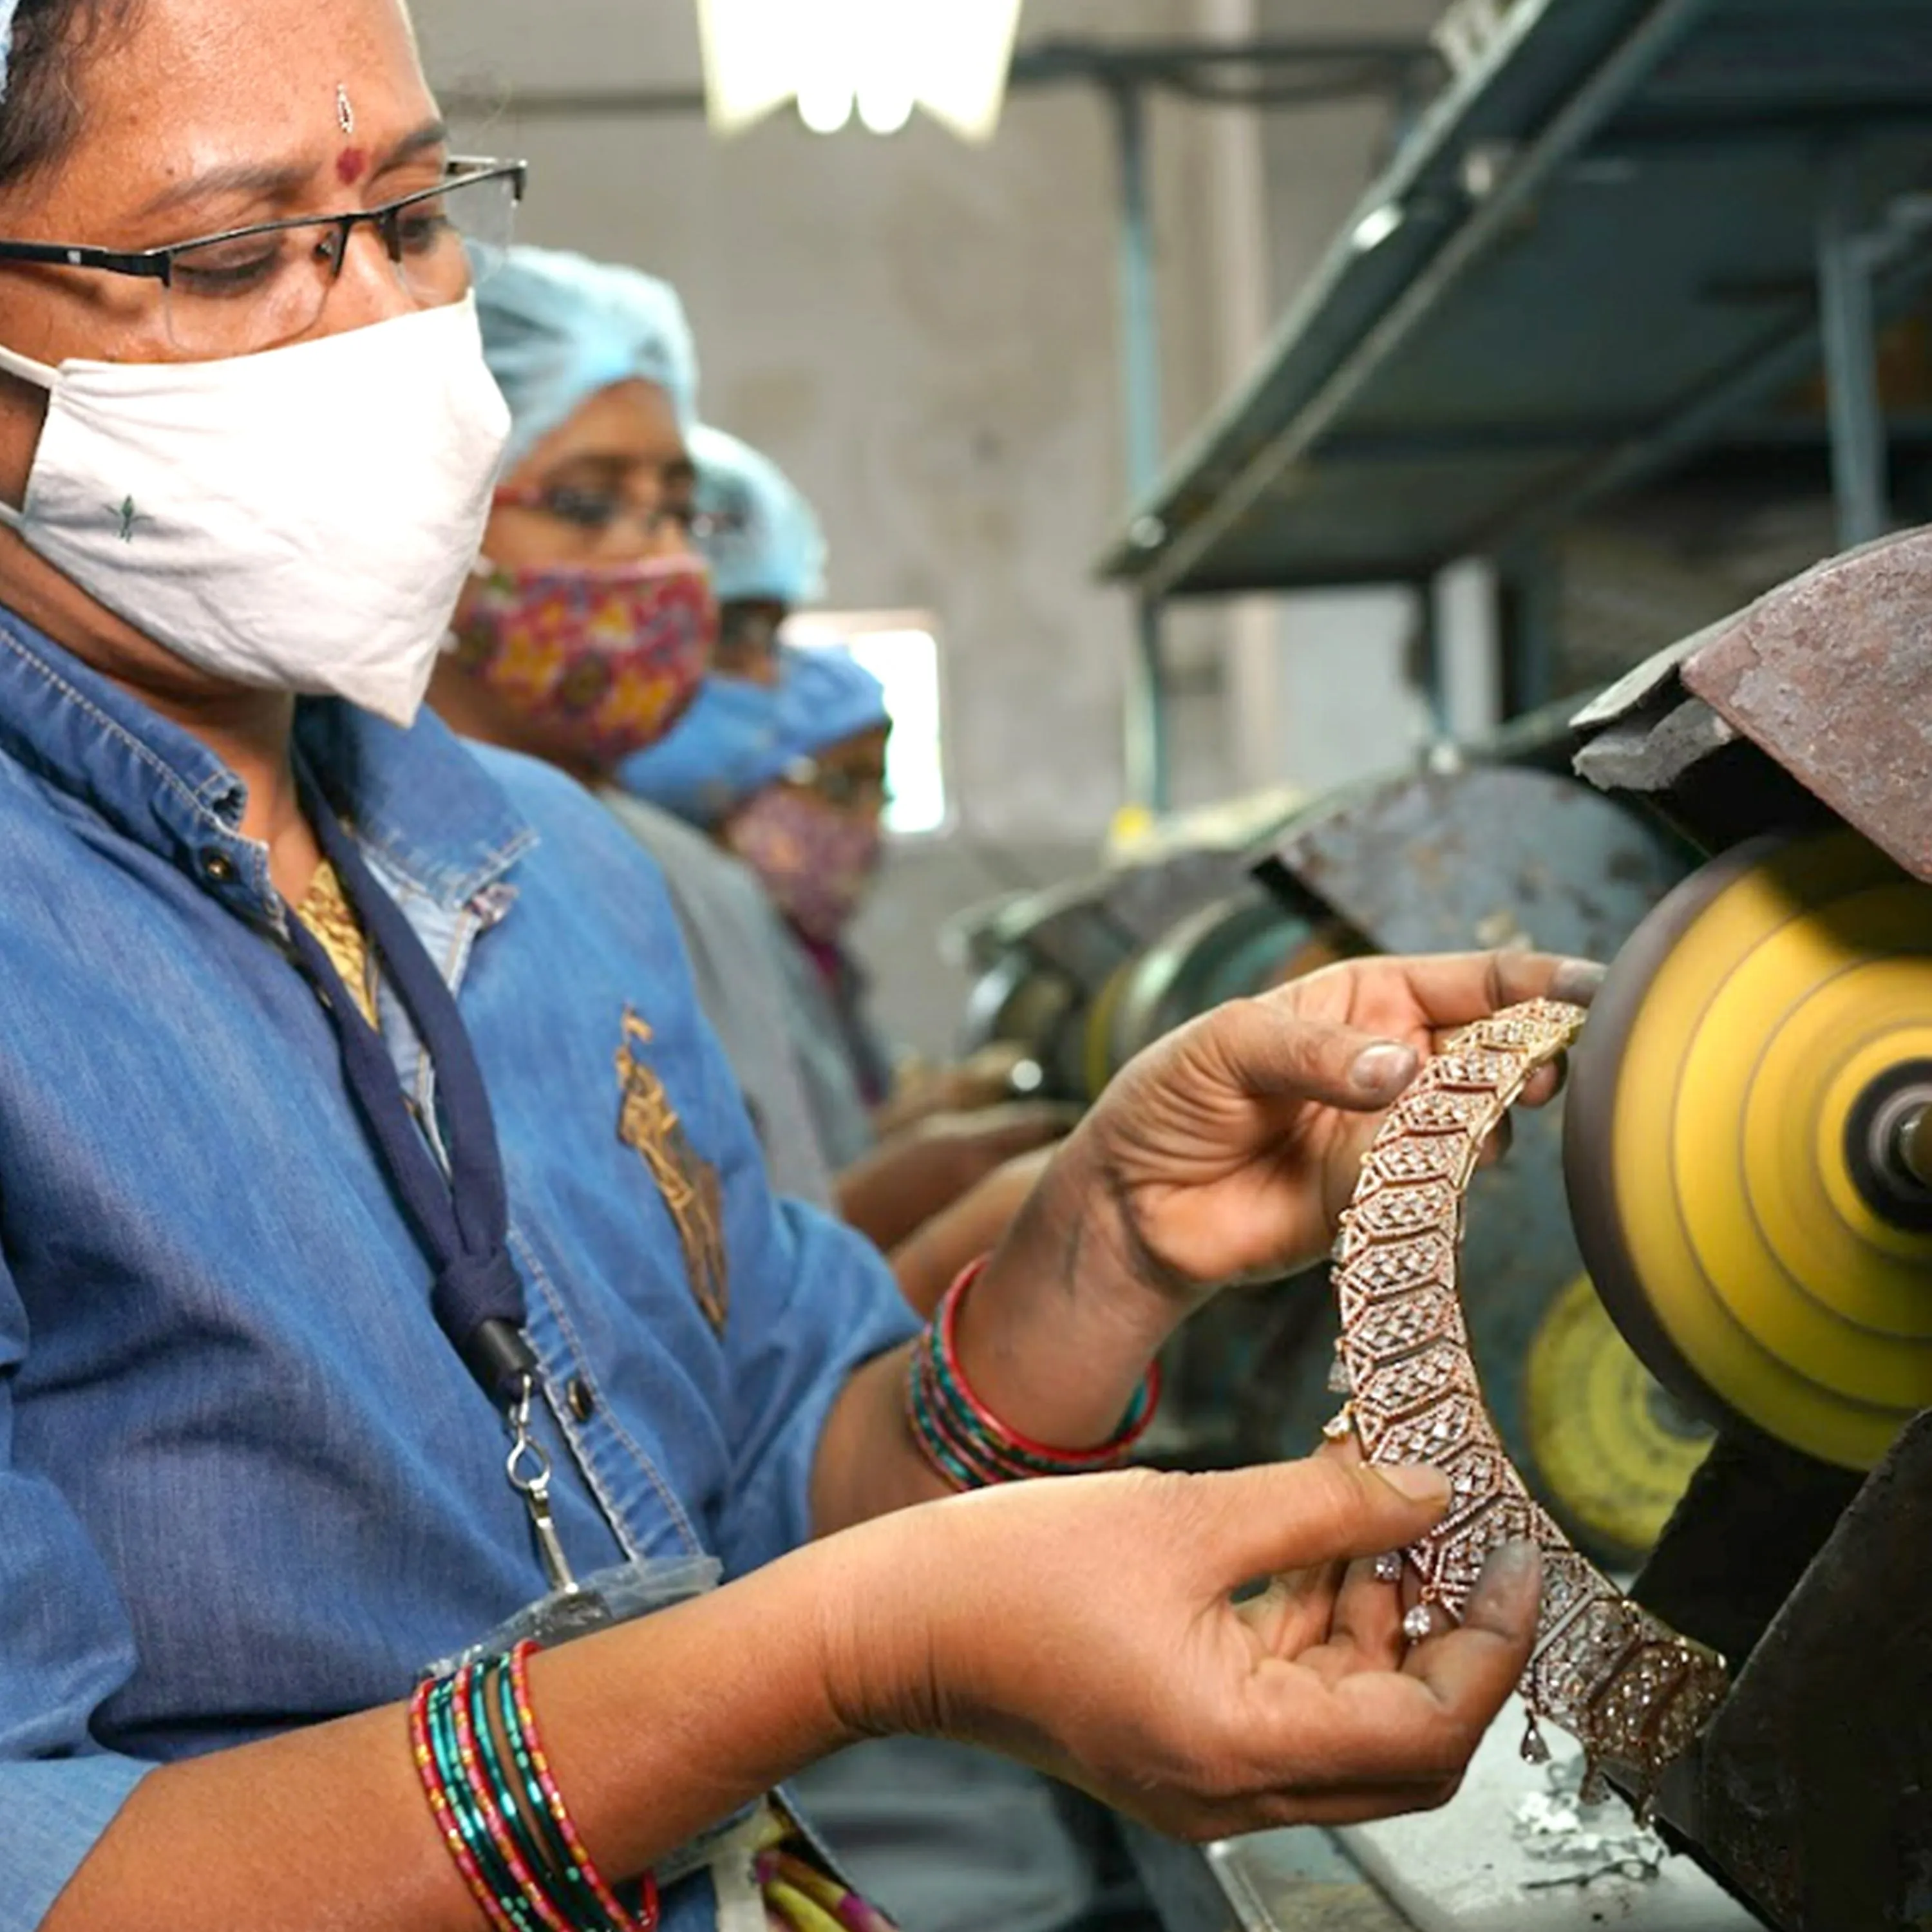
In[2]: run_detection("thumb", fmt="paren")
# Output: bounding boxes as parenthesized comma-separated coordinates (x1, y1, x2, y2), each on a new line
(1191, 1004, 1421, 1112)
(1182, 1457, 1452, 1593)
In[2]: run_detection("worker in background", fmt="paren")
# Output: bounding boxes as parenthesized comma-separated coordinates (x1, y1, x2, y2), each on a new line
(428, 244, 1065, 1259)
(627, 430, 1029, 1157)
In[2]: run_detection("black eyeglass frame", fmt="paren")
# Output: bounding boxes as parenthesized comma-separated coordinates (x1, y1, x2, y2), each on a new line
(0, 156, 528, 288)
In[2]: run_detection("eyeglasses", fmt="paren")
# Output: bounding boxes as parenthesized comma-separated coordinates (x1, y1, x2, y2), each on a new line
(783, 758, 894, 811)
(493, 482, 719, 546)
(0, 157, 526, 358)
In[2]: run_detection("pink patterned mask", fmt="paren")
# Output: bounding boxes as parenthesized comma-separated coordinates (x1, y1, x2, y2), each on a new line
(448, 556, 717, 768)
(726, 786, 884, 943)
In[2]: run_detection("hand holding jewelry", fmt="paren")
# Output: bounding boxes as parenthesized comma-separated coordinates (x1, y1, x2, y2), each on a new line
(1329, 999, 1728, 1812)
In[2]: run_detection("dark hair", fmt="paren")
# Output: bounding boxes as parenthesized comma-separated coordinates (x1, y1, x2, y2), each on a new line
(0, 0, 144, 187)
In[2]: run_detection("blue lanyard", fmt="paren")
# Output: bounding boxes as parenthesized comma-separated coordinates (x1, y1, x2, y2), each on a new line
(281, 778, 576, 1591)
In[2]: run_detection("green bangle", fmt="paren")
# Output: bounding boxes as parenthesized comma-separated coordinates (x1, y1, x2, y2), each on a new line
(473, 1653, 621, 1931)
(428, 1674, 546, 1932)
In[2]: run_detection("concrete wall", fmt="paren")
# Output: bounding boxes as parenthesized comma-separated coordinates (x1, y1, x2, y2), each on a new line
(419, 0, 1240, 848)
(413, 0, 1461, 1051)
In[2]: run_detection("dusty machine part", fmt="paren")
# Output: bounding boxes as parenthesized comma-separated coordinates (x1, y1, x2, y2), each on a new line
(1571, 524, 1932, 876)
(954, 849, 1264, 1099)
(1681, 527, 1932, 883)
(1252, 762, 1694, 966)
(1671, 1414, 1932, 1931)
(1567, 524, 1932, 1928)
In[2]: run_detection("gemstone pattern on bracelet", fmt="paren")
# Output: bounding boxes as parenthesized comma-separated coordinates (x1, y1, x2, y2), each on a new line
(1329, 998, 1728, 1811)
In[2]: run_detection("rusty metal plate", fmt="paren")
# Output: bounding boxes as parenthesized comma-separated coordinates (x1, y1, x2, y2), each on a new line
(1683, 525, 1932, 884)
(1253, 765, 1691, 965)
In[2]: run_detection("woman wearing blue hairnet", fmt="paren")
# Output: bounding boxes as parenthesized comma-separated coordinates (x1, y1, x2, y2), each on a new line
(0, 4, 1577, 1927)
(428, 245, 1064, 1253)
(672, 429, 1035, 1149)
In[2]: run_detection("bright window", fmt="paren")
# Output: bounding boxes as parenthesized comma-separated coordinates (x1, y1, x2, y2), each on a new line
(784, 610, 949, 837)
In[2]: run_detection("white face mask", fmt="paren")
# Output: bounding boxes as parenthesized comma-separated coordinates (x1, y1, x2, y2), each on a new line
(0, 297, 511, 725)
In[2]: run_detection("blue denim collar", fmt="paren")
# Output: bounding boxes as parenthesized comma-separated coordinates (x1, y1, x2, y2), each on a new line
(0, 605, 533, 911)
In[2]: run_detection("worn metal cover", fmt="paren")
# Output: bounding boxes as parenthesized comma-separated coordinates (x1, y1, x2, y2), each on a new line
(1683, 524, 1932, 882)
(1253, 764, 1689, 963)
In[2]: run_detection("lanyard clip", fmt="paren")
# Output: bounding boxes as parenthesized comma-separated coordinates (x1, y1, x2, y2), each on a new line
(506, 1374, 580, 1596)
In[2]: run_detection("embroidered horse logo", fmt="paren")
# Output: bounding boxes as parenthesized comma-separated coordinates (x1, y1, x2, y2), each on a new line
(616, 1009, 729, 1332)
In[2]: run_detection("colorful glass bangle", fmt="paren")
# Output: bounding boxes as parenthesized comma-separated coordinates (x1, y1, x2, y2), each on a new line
(449, 1659, 591, 1932)
(480, 1650, 624, 1931)
(411, 1647, 658, 1932)
(905, 1257, 1161, 1492)
(508, 1642, 660, 1932)
(413, 1671, 544, 1932)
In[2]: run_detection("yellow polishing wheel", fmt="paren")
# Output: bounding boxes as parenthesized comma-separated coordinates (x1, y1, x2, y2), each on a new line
(1525, 1273, 1715, 1564)
(1564, 830, 1932, 1470)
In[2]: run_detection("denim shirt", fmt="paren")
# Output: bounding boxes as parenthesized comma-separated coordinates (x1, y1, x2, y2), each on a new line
(0, 609, 918, 1930)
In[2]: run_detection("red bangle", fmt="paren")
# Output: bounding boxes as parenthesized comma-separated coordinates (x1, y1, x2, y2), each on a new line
(905, 1256, 1161, 1490)
(509, 1642, 660, 1932)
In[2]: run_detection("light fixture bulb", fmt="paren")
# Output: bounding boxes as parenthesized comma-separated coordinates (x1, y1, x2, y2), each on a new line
(698, 0, 1023, 142)
(797, 80, 856, 134)
(858, 82, 916, 135)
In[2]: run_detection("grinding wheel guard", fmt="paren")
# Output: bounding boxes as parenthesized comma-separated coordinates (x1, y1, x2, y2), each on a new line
(1329, 999, 1728, 1808)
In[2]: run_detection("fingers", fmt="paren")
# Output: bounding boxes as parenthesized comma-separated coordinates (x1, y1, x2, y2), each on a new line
(1193, 1004, 1423, 1111)
(1180, 1457, 1452, 1595)
(1402, 1540, 1542, 1717)
(1392, 951, 1604, 1027)
(1291, 1555, 1406, 1681)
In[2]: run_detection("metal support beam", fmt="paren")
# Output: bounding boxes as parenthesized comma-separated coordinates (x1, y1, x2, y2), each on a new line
(1817, 146, 1891, 551)
(1497, 545, 1562, 720)
(1112, 82, 1170, 814)
(1412, 578, 1452, 748)
(1125, 598, 1171, 815)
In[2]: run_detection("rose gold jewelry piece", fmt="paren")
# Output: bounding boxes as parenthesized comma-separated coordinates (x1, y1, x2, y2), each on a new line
(1331, 998, 1727, 1812)
(337, 85, 355, 135)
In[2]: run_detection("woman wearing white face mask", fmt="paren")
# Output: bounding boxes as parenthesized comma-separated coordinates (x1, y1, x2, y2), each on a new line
(0, 2, 1586, 1929)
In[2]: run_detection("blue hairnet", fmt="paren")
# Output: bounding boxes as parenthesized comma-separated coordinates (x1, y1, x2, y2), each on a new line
(475, 243, 698, 470)
(775, 643, 891, 761)
(0, 5, 16, 103)
(620, 646, 890, 826)
(690, 424, 828, 609)
(616, 674, 786, 827)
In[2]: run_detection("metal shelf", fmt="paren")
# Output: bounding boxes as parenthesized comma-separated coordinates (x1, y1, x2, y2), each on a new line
(1100, 0, 1932, 602)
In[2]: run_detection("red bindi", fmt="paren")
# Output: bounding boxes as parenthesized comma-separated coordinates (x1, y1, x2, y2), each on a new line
(336, 148, 368, 185)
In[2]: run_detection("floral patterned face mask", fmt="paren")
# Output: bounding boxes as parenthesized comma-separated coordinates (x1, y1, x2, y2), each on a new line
(447, 556, 717, 768)
(726, 786, 884, 944)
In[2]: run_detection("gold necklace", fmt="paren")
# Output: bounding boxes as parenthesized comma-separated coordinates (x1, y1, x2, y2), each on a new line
(1329, 998, 1728, 1812)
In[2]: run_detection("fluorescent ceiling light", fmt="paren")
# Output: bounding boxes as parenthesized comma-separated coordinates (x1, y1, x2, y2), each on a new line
(697, 0, 1024, 142)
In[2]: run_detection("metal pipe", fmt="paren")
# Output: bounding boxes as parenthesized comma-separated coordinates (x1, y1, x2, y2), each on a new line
(1125, 598, 1171, 816)
(1817, 145, 1891, 550)
(1112, 82, 1170, 814)
(1135, 0, 1718, 601)
(1414, 578, 1452, 747)
(1113, 84, 1164, 511)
